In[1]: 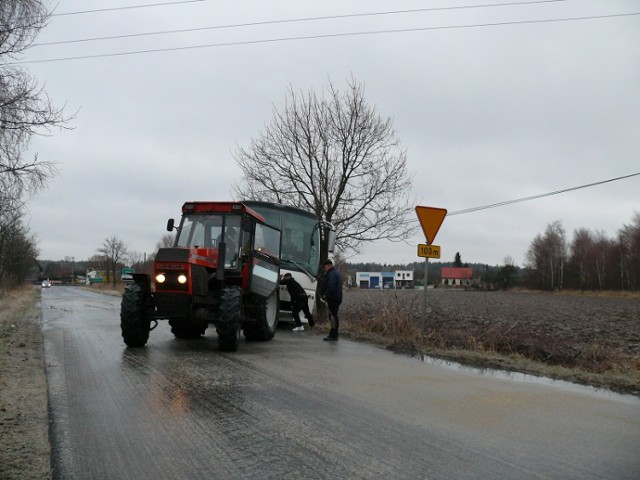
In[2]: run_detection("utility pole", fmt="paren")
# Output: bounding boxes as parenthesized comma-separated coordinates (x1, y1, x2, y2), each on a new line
(415, 206, 447, 337)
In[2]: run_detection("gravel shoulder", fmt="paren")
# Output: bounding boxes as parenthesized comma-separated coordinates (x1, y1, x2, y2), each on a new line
(0, 287, 50, 480)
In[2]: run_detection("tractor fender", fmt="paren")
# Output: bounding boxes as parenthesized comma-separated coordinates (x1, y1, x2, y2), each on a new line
(132, 273, 152, 296)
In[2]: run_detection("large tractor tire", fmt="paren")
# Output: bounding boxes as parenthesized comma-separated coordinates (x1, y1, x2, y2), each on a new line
(243, 288, 279, 342)
(169, 320, 206, 339)
(120, 283, 151, 347)
(217, 286, 242, 352)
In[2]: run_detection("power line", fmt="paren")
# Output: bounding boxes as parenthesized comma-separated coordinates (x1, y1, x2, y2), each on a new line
(445, 172, 640, 217)
(38, 0, 568, 46)
(51, 0, 206, 17)
(14, 11, 640, 65)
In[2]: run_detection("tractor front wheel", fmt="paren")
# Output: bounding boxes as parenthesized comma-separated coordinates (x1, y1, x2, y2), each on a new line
(217, 286, 242, 352)
(120, 283, 151, 347)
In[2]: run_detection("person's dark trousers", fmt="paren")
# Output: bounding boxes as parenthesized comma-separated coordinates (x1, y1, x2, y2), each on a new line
(292, 295, 313, 327)
(325, 301, 340, 340)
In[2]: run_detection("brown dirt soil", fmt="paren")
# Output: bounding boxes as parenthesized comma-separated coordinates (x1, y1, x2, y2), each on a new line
(0, 286, 50, 480)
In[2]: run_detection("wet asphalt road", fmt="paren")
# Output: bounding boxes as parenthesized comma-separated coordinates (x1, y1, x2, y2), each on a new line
(41, 287, 640, 479)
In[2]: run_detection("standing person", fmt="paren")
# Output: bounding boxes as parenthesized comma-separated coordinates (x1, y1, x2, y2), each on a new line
(321, 259, 342, 341)
(280, 273, 315, 332)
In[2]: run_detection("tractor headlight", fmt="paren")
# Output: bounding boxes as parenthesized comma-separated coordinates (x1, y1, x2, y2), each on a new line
(155, 273, 166, 284)
(177, 274, 187, 284)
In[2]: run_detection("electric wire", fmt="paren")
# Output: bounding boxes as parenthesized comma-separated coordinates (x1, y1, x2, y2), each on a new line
(38, 0, 569, 46)
(13, 11, 640, 65)
(445, 172, 640, 217)
(51, 0, 206, 17)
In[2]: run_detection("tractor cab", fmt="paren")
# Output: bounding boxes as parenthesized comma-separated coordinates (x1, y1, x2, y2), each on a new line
(161, 202, 281, 293)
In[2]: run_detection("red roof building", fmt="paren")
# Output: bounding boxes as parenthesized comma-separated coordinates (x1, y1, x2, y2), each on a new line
(441, 267, 473, 287)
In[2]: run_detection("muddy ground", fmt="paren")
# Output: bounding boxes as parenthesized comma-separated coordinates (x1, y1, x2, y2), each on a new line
(0, 285, 638, 479)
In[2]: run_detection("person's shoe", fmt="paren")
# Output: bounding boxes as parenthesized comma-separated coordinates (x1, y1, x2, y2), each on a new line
(323, 334, 338, 341)
(307, 316, 315, 327)
(292, 326, 305, 332)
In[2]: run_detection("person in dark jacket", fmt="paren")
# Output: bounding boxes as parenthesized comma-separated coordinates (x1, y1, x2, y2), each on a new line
(280, 273, 314, 332)
(321, 259, 342, 341)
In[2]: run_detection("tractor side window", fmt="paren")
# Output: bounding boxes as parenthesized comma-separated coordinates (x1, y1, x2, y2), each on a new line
(254, 224, 280, 259)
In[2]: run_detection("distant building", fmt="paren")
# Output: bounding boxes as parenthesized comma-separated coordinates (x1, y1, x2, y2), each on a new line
(441, 267, 473, 287)
(356, 271, 380, 288)
(355, 270, 414, 289)
(395, 270, 414, 289)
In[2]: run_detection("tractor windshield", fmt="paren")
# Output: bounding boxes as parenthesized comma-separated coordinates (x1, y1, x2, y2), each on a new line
(176, 214, 242, 267)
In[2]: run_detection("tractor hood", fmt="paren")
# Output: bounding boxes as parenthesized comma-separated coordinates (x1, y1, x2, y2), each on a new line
(156, 247, 218, 269)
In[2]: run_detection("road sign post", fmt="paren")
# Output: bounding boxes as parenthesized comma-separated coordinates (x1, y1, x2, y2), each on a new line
(422, 258, 429, 335)
(415, 206, 447, 336)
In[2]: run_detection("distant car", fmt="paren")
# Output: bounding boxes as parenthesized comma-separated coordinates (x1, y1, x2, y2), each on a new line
(41, 280, 51, 288)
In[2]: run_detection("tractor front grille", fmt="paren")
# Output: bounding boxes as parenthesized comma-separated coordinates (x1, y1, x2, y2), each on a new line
(154, 293, 191, 319)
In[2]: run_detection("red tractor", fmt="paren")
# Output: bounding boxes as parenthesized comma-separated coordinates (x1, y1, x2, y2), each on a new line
(120, 201, 281, 352)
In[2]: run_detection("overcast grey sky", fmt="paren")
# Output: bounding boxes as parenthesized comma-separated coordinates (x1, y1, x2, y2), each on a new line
(19, 0, 640, 267)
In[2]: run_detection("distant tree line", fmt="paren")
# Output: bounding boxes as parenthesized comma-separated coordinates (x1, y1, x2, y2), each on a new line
(525, 213, 640, 291)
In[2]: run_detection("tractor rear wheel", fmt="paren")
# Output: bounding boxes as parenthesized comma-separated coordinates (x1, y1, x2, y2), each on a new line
(120, 283, 151, 347)
(217, 286, 242, 352)
(243, 289, 279, 342)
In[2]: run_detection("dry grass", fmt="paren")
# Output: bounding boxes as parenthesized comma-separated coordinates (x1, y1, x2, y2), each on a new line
(0, 286, 51, 480)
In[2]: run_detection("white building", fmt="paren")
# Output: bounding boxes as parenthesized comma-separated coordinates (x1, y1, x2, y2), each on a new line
(394, 270, 414, 289)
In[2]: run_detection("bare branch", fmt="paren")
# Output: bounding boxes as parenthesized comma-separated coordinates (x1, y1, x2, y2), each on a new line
(1, 1, 75, 203)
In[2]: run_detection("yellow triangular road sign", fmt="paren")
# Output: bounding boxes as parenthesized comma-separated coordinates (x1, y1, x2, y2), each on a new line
(415, 206, 447, 244)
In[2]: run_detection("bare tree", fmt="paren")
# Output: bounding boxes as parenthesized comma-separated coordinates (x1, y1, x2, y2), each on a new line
(97, 236, 127, 288)
(526, 220, 567, 290)
(497, 255, 518, 290)
(0, 207, 38, 291)
(569, 228, 593, 291)
(1, 0, 73, 201)
(591, 229, 612, 290)
(233, 77, 415, 260)
(617, 211, 640, 291)
(156, 233, 175, 250)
